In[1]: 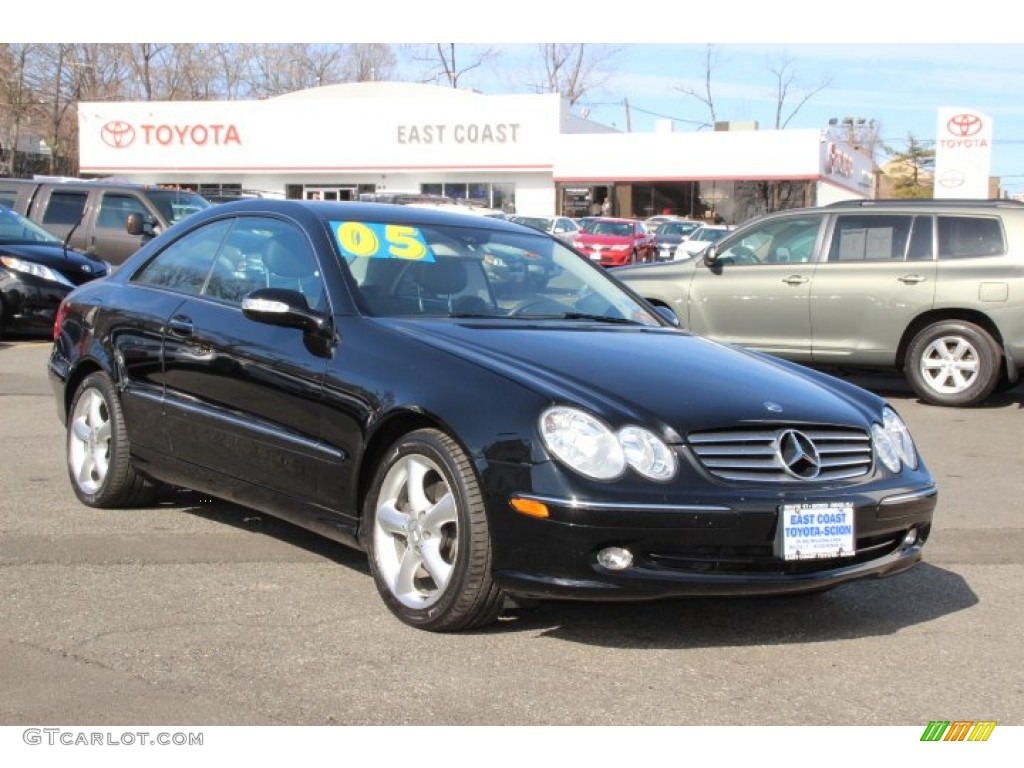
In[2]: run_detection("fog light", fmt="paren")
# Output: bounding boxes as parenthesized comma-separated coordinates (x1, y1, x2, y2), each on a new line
(902, 528, 918, 548)
(596, 546, 634, 571)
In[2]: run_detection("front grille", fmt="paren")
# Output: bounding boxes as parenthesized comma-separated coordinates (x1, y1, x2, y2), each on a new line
(688, 425, 872, 483)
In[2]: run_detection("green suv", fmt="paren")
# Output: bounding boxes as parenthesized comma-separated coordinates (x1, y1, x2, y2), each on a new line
(615, 199, 1024, 407)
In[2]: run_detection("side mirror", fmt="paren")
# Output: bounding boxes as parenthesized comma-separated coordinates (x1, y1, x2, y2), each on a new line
(703, 245, 719, 267)
(125, 213, 145, 236)
(242, 288, 328, 334)
(653, 305, 680, 327)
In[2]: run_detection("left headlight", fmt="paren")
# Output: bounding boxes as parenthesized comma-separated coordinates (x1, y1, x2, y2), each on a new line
(872, 406, 919, 473)
(539, 406, 677, 481)
(0, 256, 74, 287)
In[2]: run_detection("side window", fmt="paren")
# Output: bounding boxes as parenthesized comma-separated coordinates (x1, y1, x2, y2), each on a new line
(96, 193, 149, 230)
(132, 219, 231, 295)
(0, 191, 18, 209)
(718, 216, 822, 265)
(907, 216, 934, 261)
(937, 216, 1006, 259)
(204, 217, 324, 310)
(41, 191, 88, 225)
(828, 215, 913, 262)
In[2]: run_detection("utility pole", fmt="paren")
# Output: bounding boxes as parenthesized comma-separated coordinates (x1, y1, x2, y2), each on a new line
(623, 98, 632, 133)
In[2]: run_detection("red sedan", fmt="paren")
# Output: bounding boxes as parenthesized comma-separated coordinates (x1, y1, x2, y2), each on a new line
(571, 217, 654, 266)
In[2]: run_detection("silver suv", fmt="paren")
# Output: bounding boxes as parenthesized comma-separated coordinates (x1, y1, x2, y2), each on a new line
(616, 199, 1024, 407)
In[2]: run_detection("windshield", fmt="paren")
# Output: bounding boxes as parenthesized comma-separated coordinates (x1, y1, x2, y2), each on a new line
(333, 219, 660, 325)
(143, 189, 211, 225)
(692, 227, 729, 242)
(586, 221, 634, 237)
(510, 216, 552, 231)
(0, 206, 64, 245)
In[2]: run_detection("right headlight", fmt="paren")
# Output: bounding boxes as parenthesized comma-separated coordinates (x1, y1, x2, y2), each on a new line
(872, 406, 919, 473)
(539, 406, 677, 482)
(0, 256, 74, 287)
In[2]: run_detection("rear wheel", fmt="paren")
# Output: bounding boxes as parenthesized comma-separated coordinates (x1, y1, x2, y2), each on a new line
(905, 321, 1001, 407)
(67, 372, 159, 507)
(364, 429, 504, 631)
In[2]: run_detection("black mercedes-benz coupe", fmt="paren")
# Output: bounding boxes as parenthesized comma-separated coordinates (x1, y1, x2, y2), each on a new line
(49, 199, 937, 630)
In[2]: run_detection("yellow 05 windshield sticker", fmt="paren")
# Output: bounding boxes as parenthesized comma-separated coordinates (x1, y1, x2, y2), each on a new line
(331, 221, 435, 262)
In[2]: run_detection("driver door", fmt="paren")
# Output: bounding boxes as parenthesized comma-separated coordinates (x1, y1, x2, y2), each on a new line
(686, 214, 825, 360)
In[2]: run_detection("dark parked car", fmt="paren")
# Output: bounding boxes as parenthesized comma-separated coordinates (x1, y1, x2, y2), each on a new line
(49, 199, 937, 631)
(0, 206, 109, 338)
(651, 219, 704, 260)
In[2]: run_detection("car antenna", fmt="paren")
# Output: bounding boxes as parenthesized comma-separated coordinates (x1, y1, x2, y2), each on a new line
(62, 214, 85, 260)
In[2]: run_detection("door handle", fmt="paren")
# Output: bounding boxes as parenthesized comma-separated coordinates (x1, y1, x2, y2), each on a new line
(899, 274, 928, 284)
(782, 275, 809, 285)
(167, 315, 194, 337)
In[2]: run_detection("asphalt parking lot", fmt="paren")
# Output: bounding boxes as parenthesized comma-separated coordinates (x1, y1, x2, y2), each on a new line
(1, 336, 1022, 726)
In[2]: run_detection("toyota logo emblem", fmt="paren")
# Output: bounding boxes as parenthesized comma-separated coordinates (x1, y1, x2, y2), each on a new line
(946, 113, 983, 138)
(938, 170, 966, 188)
(776, 429, 821, 480)
(100, 121, 136, 148)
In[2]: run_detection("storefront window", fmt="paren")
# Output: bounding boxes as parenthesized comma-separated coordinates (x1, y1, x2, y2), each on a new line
(417, 182, 515, 212)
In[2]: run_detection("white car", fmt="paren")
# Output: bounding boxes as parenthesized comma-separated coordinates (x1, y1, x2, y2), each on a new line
(509, 215, 582, 245)
(673, 225, 735, 260)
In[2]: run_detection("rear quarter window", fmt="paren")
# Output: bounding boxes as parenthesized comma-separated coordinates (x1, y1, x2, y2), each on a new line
(937, 216, 1005, 259)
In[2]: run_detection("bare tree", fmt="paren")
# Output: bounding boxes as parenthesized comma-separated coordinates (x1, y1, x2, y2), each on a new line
(767, 53, 832, 129)
(413, 44, 499, 89)
(533, 44, 620, 106)
(676, 44, 721, 129)
(343, 44, 396, 83)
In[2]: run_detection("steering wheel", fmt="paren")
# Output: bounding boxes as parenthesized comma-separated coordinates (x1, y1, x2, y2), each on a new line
(723, 246, 759, 264)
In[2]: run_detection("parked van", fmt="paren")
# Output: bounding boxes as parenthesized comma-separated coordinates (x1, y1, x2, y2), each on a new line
(0, 178, 210, 265)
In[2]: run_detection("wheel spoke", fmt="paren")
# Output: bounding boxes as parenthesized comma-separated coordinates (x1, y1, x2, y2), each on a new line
(71, 416, 92, 443)
(87, 391, 106, 428)
(394, 547, 424, 598)
(405, 457, 432, 512)
(375, 501, 409, 536)
(422, 491, 456, 532)
(94, 419, 112, 445)
(420, 540, 453, 591)
(76, 451, 96, 487)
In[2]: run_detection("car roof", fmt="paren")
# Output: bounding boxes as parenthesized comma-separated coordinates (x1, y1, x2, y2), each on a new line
(188, 198, 533, 234)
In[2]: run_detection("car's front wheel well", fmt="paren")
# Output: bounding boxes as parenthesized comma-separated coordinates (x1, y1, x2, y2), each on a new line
(897, 309, 1004, 373)
(355, 410, 447, 536)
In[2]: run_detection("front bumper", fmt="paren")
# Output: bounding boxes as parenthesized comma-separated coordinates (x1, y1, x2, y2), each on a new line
(486, 485, 936, 600)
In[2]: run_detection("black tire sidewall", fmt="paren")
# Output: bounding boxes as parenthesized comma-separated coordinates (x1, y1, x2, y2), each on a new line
(906, 321, 1001, 407)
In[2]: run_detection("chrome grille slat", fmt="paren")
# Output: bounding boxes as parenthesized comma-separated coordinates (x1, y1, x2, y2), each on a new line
(687, 424, 873, 483)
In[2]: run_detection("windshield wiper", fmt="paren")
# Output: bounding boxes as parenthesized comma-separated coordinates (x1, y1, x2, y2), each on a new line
(509, 312, 642, 325)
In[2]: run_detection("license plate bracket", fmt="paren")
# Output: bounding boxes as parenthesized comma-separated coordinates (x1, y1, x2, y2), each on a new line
(777, 502, 855, 561)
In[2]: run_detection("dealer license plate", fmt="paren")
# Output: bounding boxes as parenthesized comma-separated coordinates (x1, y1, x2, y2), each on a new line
(777, 503, 855, 561)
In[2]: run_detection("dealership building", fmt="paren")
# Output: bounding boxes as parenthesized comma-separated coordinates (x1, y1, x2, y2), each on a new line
(77, 82, 875, 223)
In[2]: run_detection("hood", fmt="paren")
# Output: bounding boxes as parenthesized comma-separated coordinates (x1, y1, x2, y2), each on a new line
(383, 320, 882, 437)
(0, 243, 108, 279)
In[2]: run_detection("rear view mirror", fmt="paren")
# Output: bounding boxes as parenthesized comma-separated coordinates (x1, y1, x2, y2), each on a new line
(703, 245, 718, 266)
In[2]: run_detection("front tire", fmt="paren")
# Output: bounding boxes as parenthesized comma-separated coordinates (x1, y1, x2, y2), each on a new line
(905, 321, 1001, 407)
(364, 429, 504, 631)
(66, 372, 159, 507)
